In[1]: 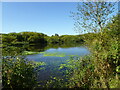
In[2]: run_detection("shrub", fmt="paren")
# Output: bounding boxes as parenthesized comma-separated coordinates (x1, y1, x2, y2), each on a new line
(2, 56, 45, 89)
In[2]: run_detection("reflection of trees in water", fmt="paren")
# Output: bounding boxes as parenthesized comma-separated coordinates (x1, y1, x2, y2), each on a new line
(2, 44, 47, 56)
(26, 43, 48, 52)
(2, 42, 84, 56)
(46, 42, 84, 49)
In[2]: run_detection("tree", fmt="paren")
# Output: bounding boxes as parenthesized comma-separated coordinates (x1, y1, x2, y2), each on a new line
(72, 1, 117, 34)
(105, 14, 120, 36)
(55, 33, 59, 36)
(49, 36, 60, 44)
(2, 35, 17, 44)
(71, 1, 118, 89)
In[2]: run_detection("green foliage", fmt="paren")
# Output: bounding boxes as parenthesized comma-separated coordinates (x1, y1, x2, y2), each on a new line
(116, 66, 120, 73)
(42, 52, 66, 57)
(58, 56, 94, 88)
(22, 51, 66, 57)
(2, 35, 17, 45)
(2, 32, 85, 48)
(22, 51, 40, 55)
(64, 14, 120, 88)
(72, 2, 116, 33)
(60, 35, 84, 43)
(2, 56, 45, 89)
(2, 32, 48, 46)
(2, 46, 24, 56)
(48, 36, 60, 44)
(67, 2, 119, 89)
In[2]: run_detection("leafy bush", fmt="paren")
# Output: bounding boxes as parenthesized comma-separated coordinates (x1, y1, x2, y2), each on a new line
(2, 56, 45, 89)
(62, 14, 120, 88)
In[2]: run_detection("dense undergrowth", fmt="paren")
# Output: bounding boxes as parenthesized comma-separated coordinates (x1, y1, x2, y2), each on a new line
(2, 56, 46, 89)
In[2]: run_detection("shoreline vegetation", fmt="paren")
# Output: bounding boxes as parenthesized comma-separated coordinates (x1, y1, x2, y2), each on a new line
(2, 2, 120, 89)
(2, 15, 120, 88)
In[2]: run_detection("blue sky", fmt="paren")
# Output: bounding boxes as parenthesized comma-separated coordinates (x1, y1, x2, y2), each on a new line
(2, 2, 79, 36)
(2, 2, 118, 36)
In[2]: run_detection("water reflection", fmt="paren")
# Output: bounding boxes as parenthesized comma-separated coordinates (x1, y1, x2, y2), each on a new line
(2, 43, 85, 56)
(2, 43, 90, 87)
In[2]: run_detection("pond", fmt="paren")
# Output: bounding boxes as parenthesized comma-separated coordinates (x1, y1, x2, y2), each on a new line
(26, 46, 90, 64)
(3, 43, 90, 87)
(25, 45, 90, 85)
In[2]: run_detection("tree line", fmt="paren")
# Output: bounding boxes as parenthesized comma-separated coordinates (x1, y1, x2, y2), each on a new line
(2, 32, 86, 47)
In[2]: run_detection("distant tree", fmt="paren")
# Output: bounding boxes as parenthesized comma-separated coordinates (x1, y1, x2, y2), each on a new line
(16, 33, 24, 42)
(2, 35, 17, 44)
(8, 32, 17, 36)
(19, 32, 47, 43)
(49, 36, 60, 44)
(55, 33, 59, 36)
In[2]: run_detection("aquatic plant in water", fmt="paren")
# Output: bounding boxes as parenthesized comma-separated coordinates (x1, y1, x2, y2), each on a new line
(42, 52, 66, 57)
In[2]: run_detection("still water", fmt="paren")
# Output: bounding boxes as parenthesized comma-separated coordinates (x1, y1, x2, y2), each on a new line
(25, 45, 90, 84)
(26, 47, 90, 63)
(3, 44, 90, 86)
